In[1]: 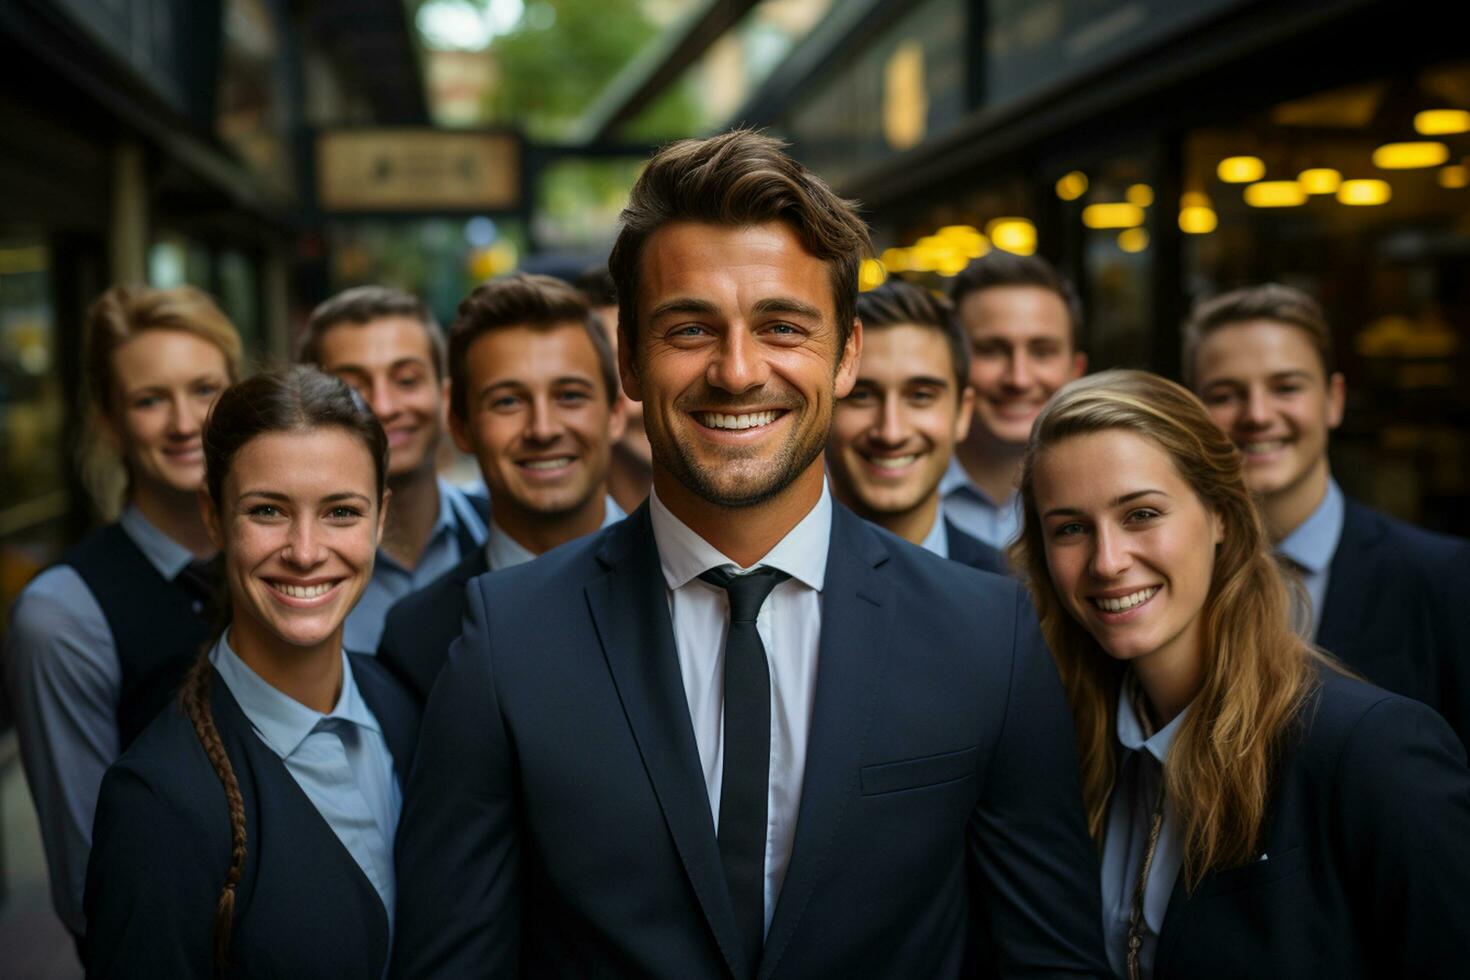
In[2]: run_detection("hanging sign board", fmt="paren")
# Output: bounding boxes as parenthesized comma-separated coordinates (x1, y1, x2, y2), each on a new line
(317, 130, 521, 211)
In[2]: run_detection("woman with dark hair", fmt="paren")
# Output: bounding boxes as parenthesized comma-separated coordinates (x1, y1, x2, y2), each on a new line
(83, 366, 419, 978)
(1011, 369, 1470, 979)
(4, 284, 242, 940)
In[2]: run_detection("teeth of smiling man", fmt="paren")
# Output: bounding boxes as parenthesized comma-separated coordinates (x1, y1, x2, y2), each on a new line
(275, 582, 333, 599)
(700, 411, 778, 430)
(1094, 586, 1159, 613)
(868, 454, 920, 468)
(1242, 440, 1288, 453)
(522, 457, 574, 470)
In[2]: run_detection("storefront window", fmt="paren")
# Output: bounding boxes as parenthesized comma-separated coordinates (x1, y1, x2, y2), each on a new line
(1182, 62, 1470, 532)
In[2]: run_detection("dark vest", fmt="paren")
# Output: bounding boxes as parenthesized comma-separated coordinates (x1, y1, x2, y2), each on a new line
(62, 523, 213, 748)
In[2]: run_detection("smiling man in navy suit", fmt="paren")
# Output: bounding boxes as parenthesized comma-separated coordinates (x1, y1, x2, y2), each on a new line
(391, 130, 1108, 979)
(1188, 284, 1470, 746)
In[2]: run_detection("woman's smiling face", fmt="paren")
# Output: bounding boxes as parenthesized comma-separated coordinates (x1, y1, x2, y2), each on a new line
(1032, 428, 1223, 673)
(207, 427, 385, 656)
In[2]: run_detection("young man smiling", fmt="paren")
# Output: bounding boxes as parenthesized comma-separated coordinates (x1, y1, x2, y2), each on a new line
(392, 130, 1107, 979)
(376, 273, 626, 702)
(944, 253, 1087, 549)
(299, 286, 488, 653)
(826, 279, 1003, 572)
(1187, 283, 1469, 744)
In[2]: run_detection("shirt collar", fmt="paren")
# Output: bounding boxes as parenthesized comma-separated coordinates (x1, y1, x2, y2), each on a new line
(119, 504, 198, 581)
(210, 630, 381, 760)
(1115, 676, 1190, 765)
(649, 481, 832, 592)
(918, 501, 949, 559)
(939, 456, 1012, 508)
(485, 494, 627, 572)
(1277, 478, 1345, 575)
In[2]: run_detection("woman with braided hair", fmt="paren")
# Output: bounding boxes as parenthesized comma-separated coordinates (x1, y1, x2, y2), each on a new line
(82, 366, 420, 978)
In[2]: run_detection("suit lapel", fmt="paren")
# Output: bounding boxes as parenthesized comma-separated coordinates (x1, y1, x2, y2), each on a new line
(352, 654, 419, 787)
(760, 507, 894, 979)
(584, 505, 744, 977)
(1317, 499, 1382, 653)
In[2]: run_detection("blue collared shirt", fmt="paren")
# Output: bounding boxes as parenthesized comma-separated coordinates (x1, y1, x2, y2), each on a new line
(918, 501, 950, 560)
(3, 505, 200, 936)
(485, 495, 626, 572)
(345, 478, 487, 652)
(1277, 478, 1345, 641)
(210, 632, 402, 923)
(939, 457, 1022, 550)
(1101, 680, 1190, 980)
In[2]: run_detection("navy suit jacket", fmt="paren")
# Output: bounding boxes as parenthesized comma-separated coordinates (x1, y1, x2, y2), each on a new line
(1317, 497, 1470, 745)
(946, 519, 1006, 574)
(1151, 669, 1470, 978)
(84, 654, 419, 979)
(391, 502, 1109, 979)
(379, 546, 489, 704)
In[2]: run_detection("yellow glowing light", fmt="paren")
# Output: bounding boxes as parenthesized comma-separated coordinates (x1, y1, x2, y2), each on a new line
(1178, 206, 1218, 234)
(1297, 168, 1341, 194)
(1336, 179, 1391, 206)
(1439, 165, 1469, 189)
(937, 224, 991, 258)
(936, 252, 970, 277)
(1126, 184, 1154, 208)
(1217, 156, 1265, 183)
(880, 247, 912, 272)
(859, 259, 888, 291)
(1244, 180, 1307, 208)
(1055, 171, 1088, 201)
(1180, 191, 1212, 209)
(1081, 202, 1145, 229)
(1117, 228, 1149, 253)
(1414, 109, 1470, 136)
(1372, 141, 1450, 169)
(986, 218, 1036, 255)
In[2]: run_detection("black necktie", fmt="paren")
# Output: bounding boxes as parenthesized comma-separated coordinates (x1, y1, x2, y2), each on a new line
(699, 565, 790, 975)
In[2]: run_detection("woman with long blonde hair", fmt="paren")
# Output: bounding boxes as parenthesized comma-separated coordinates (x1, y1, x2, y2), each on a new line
(1011, 369, 1470, 979)
(4, 284, 241, 942)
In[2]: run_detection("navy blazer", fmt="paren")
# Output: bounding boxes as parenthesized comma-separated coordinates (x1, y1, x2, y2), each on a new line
(84, 654, 420, 979)
(1151, 669, 1470, 978)
(391, 502, 1109, 979)
(378, 546, 489, 704)
(945, 518, 1006, 574)
(1318, 497, 1470, 745)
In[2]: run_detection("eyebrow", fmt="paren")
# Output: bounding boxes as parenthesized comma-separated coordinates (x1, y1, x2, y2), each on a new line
(125, 373, 225, 394)
(479, 376, 596, 395)
(238, 490, 373, 506)
(751, 297, 823, 320)
(1203, 369, 1315, 388)
(330, 357, 430, 376)
(1041, 489, 1169, 518)
(649, 297, 720, 320)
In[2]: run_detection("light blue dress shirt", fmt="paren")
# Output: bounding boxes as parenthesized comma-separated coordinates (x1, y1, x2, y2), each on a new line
(939, 457, 1022, 550)
(918, 501, 950, 559)
(485, 495, 626, 572)
(1101, 680, 1190, 980)
(345, 478, 487, 652)
(209, 632, 402, 923)
(1276, 478, 1345, 641)
(3, 506, 198, 936)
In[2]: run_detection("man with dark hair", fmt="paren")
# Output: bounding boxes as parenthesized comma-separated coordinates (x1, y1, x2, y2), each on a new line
(376, 273, 627, 702)
(827, 279, 1003, 572)
(1187, 283, 1469, 744)
(944, 252, 1087, 548)
(393, 130, 1107, 978)
(576, 264, 653, 512)
(299, 285, 487, 652)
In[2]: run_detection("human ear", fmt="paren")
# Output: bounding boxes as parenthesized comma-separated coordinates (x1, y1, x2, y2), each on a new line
(198, 486, 225, 552)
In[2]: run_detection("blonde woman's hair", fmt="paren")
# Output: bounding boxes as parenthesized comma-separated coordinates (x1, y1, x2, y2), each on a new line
(79, 284, 243, 518)
(1008, 369, 1321, 887)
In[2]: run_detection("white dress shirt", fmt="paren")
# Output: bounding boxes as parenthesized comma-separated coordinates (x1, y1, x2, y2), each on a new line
(648, 482, 832, 935)
(485, 495, 627, 572)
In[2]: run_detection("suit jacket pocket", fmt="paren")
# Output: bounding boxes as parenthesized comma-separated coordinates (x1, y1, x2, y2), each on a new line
(860, 746, 979, 796)
(1197, 845, 1306, 898)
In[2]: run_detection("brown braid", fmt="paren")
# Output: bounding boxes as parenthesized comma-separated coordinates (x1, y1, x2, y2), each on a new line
(179, 653, 247, 972)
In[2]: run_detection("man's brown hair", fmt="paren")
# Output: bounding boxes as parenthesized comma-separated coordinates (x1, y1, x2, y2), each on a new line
(1182, 283, 1335, 388)
(949, 251, 1084, 352)
(856, 279, 970, 391)
(299, 285, 446, 379)
(608, 128, 871, 358)
(448, 272, 618, 418)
